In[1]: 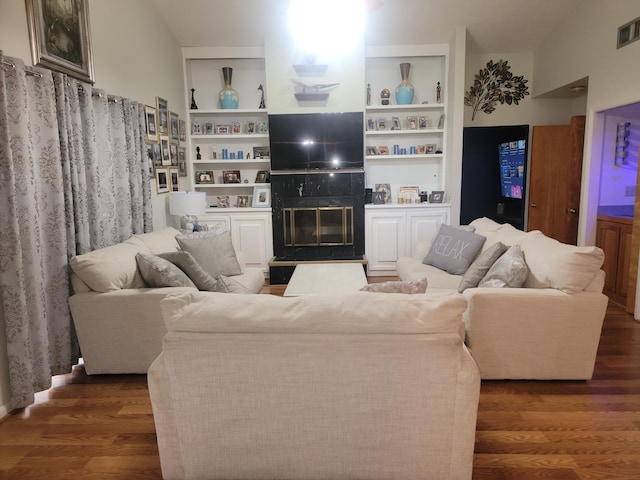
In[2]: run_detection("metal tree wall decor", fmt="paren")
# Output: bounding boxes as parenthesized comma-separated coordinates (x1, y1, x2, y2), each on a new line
(464, 59, 529, 120)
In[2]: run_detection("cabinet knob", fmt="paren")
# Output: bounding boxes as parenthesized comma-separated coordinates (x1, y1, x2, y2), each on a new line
(569, 208, 577, 214)
(530, 203, 537, 208)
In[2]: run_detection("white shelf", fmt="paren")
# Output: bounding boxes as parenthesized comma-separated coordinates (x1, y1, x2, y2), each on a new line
(366, 129, 444, 136)
(190, 108, 268, 114)
(195, 183, 266, 188)
(191, 134, 269, 140)
(193, 159, 270, 165)
(205, 207, 271, 213)
(366, 154, 443, 161)
(366, 104, 445, 111)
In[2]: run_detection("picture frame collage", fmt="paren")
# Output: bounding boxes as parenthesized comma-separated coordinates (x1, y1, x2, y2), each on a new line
(191, 119, 268, 136)
(367, 114, 445, 132)
(373, 184, 445, 205)
(145, 97, 187, 193)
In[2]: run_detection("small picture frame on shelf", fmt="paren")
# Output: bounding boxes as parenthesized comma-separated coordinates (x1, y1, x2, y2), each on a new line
(378, 145, 389, 155)
(367, 118, 375, 131)
(417, 144, 426, 154)
(252, 185, 271, 207)
(170, 111, 180, 143)
(253, 146, 270, 159)
(376, 118, 386, 130)
(366, 146, 378, 156)
(204, 122, 214, 135)
(426, 144, 437, 154)
(236, 195, 249, 208)
(191, 121, 201, 135)
(429, 191, 445, 203)
(257, 121, 268, 134)
(406, 116, 418, 129)
(398, 186, 420, 204)
(195, 170, 214, 184)
(418, 116, 428, 129)
(216, 125, 230, 134)
(392, 117, 401, 130)
(437, 114, 445, 129)
(155, 167, 169, 194)
(223, 170, 241, 184)
(179, 119, 186, 142)
(245, 121, 256, 134)
(144, 105, 157, 142)
(372, 191, 385, 205)
(232, 121, 242, 134)
(177, 147, 187, 176)
(217, 196, 229, 208)
(255, 170, 270, 183)
(375, 183, 392, 204)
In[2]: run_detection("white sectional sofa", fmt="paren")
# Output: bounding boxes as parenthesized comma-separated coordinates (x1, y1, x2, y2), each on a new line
(397, 217, 608, 380)
(68, 227, 265, 374)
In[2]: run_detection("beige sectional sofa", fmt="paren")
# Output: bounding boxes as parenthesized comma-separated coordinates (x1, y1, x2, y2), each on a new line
(149, 290, 481, 480)
(397, 217, 608, 380)
(68, 227, 265, 374)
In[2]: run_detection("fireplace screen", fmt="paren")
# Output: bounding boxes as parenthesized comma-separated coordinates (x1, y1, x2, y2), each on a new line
(283, 207, 354, 246)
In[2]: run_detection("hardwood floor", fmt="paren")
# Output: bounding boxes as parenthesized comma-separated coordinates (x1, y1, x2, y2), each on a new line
(0, 287, 638, 479)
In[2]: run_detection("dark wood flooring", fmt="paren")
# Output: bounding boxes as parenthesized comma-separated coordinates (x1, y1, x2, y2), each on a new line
(0, 282, 638, 479)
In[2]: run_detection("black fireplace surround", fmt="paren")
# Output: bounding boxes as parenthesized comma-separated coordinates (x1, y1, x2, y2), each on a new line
(268, 112, 365, 262)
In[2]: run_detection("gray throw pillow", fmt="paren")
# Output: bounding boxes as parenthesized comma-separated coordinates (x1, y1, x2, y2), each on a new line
(360, 277, 428, 294)
(215, 275, 251, 294)
(158, 251, 218, 291)
(457, 241, 508, 292)
(135, 252, 196, 289)
(175, 230, 242, 280)
(478, 244, 528, 288)
(422, 224, 486, 275)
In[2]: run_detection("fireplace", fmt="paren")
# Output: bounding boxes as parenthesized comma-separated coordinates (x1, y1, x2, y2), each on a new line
(283, 206, 354, 247)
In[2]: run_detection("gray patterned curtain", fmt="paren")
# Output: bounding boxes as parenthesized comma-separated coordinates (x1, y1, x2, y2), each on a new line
(0, 52, 152, 410)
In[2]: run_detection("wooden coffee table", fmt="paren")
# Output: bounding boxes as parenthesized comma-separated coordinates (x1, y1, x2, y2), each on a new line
(283, 263, 368, 296)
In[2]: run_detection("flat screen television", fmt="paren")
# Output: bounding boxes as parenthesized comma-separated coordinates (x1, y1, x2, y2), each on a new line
(268, 112, 364, 171)
(498, 139, 527, 199)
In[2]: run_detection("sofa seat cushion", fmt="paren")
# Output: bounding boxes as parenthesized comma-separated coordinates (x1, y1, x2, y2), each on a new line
(422, 224, 486, 275)
(160, 290, 467, 336)
(175, 230, 242, 279)
(70, 242, 148, 292)
(136, 252, 196, 289)
(520, 231, 605, 294)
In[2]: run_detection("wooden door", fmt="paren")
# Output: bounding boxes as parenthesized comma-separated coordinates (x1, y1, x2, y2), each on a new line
(528, 116, 585, 244)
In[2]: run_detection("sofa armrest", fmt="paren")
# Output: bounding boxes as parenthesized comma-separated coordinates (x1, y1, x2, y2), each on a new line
(462, 288, 608, 379)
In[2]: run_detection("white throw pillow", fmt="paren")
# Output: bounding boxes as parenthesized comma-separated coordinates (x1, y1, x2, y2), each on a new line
(478, 244, 528, 288)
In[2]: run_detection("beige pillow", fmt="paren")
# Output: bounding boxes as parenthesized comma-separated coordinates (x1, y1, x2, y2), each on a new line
(159, 251, 218, 291)
(478, 244, 528, 288)
(458, 241, 508, 292)
(136, 252, 196, 289)
(215, 275, 252, 294)
(360, 278, 428, 294)
(175, 230, 242, 279)
(70, 243, 147, 292)
(125, 227, 181, 253)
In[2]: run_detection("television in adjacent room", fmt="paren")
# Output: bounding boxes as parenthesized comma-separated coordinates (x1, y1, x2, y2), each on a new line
(268, 112, 364, 171)
(497, 139, 527, 199)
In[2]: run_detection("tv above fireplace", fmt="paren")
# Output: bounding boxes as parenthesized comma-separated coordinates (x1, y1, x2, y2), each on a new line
(268, 112, 364, 171)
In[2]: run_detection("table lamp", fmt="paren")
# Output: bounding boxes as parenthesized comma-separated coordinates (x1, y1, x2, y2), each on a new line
(169, 191, 207, 232)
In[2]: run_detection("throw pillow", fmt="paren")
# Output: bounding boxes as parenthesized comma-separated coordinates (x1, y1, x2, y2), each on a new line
(158, 251, 218, 291)
(360, 277, 428, 294)
(478, 244, 528, 288)
(135, 252, 196, 289)
(215, 275, 252, 294)
(422, 224, 486, 275)
(457, 241, 509, 292)
(175, 230, 242, 280)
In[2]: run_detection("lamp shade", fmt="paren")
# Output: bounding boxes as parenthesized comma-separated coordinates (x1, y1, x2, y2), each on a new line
(169, 191, 207, 216)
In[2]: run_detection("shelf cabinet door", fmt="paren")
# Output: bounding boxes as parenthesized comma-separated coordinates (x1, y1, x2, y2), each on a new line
(406, 209, 448, 259)
(365, 211, 407, 274)
(617, 223, 632, 297)
(230, 215, 273, 272)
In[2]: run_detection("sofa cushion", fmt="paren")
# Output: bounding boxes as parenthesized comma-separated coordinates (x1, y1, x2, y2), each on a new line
(125, 227, 181, 253)
(214, 275, 252, 294)
(70, 242, 148, 292)
(136, 252, 196, 289)
(175, 230, 242, 279)
(360, 277, 428, 294)
(422, 224, 486, 275)
(520, 231, 605, 294)
(158, 251, 218, 291)
(478, 244, 528, 288)
(458, 241, 508, 292)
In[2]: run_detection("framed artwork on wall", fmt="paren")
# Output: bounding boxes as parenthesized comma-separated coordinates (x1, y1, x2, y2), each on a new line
(144, 105, 157, 142)
(25, 0, 95, 83)
(170, 111, 179, 144)
(252, 185, 271, 207)
(155, 168, 169, 194)
(156, 97, 168, 134)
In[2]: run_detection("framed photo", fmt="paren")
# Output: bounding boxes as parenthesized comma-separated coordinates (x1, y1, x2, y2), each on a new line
(417, 144, 427, 155)
(372, 191, 385, 205)
(159, 134, 171, 166)
(155, 167, 169, 194)
(216, 125, 230, 134)
(245, 121, 256, 134)
(191, 120, 202, 135)
(252, 185, 271, 207)
(231, 121, 242, 134)
(375, 183, 392, 204)
(169, 167, 179, 192)
(429, 190, 445, 203)
(144, 105, 157, 141)
(170, 111, 179, 143)
(236, 195, 249, 208)
(257, 121, 268, 134)
(406, 116, 418, 129)
(223, 170, 241, 184)
(376, 118, 386, 130)
(25, 0, 94, 83)
(195, 170, 214, 184)
(255, 170, 270, 183)
(392, 117, 401, 130)
(145, 143, 154, 178)
(437, 114, 445, 129)
(217, 196, 229, 208)
(426, 144, 437, 154)
(204, 122, 214, 135)
(152, 142, 162, 168)
(418, 116, 428, 129)
(378, 145, 389, 155)
(398, 186, 420, 204)
(366, 146, 378, 156)
(156, 97, 168, 134)
(177, 146, 187, 176)
(367, 118, 375, 131)
(179, 119, 186, 142)
(169, 144, 178, 166)
(253, 146, 270, 159)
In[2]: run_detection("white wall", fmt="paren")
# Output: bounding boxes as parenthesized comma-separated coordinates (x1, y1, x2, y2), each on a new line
(0, 0, 184, 417)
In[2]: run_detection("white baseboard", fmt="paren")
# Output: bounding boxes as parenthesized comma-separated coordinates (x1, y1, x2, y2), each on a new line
(0, 404, 8, 422)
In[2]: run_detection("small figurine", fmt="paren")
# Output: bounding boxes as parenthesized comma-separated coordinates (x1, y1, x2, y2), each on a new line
(436, 82, 441, 104)
(366, 83, 371, 106)
(380, 88, 390, 105)
(190, 88, 198, 110)
(258, 84, 266, 109)
(298, 183, 304, 197)
(196, 146, 201, 160)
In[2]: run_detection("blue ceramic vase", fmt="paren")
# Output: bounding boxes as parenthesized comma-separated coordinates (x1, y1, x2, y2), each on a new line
(395, 62, 414, 105)
(219, 67, 239, 109)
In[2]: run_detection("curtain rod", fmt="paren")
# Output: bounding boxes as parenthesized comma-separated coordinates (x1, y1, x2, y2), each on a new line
(2, 59, 43, 78)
